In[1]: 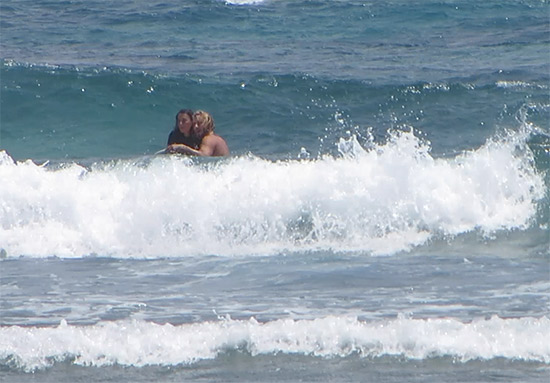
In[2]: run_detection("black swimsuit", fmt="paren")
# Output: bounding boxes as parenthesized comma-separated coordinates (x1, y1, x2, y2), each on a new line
(167, 129, 200, 149)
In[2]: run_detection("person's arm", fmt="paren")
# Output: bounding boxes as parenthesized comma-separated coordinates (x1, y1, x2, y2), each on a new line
(166, 143, 203, 156)
(166, 135, 221, 156)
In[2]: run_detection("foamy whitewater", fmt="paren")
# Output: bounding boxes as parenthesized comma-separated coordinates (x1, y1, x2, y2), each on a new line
(1, 0, 549, 382)
(3, 316, 550, 371)
(0, 128, 546, 258)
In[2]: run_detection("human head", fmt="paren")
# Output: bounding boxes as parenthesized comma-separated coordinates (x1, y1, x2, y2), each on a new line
(193, 110, 215, 138)
(175, 109, 194, 136)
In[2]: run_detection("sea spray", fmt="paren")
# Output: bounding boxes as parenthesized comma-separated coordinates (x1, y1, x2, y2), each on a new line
(1, 315, 549, 371)
(0, 128, 545, 258)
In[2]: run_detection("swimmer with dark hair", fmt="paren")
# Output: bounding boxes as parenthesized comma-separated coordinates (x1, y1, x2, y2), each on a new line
(167, 110, 229, 157)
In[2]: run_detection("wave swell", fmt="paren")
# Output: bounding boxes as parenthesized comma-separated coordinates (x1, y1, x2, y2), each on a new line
(1, 315, 549, 371)
(0, 128, 546, 258)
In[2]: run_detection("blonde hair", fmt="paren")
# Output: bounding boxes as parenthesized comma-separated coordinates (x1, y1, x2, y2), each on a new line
(194, 110, 215, 133)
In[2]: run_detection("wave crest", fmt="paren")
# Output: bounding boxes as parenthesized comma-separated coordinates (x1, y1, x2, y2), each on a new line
(2, 315, 549, 371)
(0, 127, 546, 258)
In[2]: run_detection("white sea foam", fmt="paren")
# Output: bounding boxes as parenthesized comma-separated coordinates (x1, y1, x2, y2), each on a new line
(0, 128, 545, 258)
(1, 315, 549, 371)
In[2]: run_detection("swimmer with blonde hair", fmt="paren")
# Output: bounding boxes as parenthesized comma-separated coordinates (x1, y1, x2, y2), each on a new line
(166, 110, 229, 157)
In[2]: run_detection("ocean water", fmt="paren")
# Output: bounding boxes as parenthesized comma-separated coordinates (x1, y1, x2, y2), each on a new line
(1, 0, 549, 382)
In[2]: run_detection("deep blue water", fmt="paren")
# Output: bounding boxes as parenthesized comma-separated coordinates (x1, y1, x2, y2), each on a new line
(1, 0, 549, 382)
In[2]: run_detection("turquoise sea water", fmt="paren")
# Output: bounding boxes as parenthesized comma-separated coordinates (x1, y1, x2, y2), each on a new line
(1, 1, 550, 382)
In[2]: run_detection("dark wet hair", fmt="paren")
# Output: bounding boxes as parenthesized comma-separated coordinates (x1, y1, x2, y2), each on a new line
(174, 109, 193, 130)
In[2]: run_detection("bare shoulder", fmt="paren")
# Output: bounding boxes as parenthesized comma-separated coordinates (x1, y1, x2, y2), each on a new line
(198, 133, 229, 157)
(208, 134, 229, 156)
